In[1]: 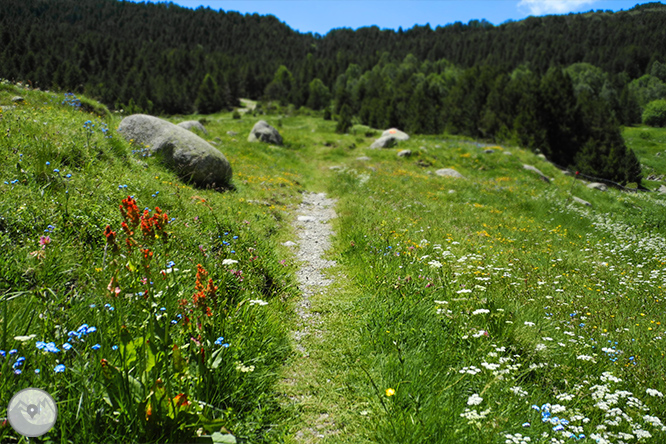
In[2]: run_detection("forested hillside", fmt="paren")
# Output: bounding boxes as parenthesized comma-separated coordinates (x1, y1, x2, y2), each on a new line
(2, 0, 665, 112)
(2, 0, 666, 182)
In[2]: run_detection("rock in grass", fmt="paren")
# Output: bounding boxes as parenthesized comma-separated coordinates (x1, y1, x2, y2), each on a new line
(370, 128, 410, 149)
(356, 156, 371, 161)
(117, 114, 232, 188)
(484, 149, 495, 154)
(587, 182, 608, 191)
(177, 120, 208, 135)
(11, 96, 24, 103)
(573, 196, 592, 207)
(381, 128, 410, 141)
(659, 185, 666, 194)
(248, 120, 283, 145)
(523, 164, 550, 183)
(397, 149, 412, 158)
(435, 168, 466, 179)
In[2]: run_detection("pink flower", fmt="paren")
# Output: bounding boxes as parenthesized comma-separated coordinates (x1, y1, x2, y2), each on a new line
(39, 235, 51, 247)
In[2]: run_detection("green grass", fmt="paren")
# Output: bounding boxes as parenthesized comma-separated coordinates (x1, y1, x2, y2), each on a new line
(2, 81, 666, 443)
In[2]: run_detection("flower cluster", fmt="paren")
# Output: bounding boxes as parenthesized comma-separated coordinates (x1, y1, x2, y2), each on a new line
(62, 92, 81, 108)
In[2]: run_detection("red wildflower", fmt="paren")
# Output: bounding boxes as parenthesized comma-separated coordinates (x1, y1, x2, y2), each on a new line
(120, 196, 141, 228)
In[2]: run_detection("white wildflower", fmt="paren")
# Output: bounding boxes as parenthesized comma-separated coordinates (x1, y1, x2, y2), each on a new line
(467, 393, 483, 406)
(472, 308, 490, 315)
(646, 388, 664, 397)
(248, 299, 268, 306)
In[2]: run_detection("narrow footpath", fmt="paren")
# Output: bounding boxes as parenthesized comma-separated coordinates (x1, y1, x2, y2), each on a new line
(281, 191, 341, 443)
(278, 191, 371, 444)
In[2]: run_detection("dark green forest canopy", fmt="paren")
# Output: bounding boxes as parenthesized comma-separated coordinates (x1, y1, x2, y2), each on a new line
(2, 0, 666, 108)
(2, 0, 666, 183)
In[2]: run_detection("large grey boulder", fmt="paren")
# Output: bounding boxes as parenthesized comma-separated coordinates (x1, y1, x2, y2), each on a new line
(248, 120, 282, 145)
(370, 128, 410, 149)
(435, 168, 466, 179)
(117, 114, 232, 188)
(177, 120, 208, 135)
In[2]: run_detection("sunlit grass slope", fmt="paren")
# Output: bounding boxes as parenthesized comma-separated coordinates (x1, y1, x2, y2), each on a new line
(326, 136, 666, 442)
(0, 83, 311, 443)
(3, 79, 666, 444)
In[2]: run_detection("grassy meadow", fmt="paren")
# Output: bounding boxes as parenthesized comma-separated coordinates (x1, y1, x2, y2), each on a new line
(2, 81, 666, 443)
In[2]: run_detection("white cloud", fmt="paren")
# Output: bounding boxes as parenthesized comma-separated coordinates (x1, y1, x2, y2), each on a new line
(518, 0, 599, 15)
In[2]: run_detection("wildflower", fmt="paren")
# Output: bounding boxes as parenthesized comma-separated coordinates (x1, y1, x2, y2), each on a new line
(54, 364, 66, 373)
(467, 393, 483, 406)
(62, 343, 72, 351)
(91, 344, 101, 350)
(646, 388, 664, 397)
(386, 388, 396, 397)
(222, 259, 238, 266)
(472, 308, 490, 315)
(248, 299, 268, 306)
(39, 235, 51, 247)
(428, 260, 443, 268)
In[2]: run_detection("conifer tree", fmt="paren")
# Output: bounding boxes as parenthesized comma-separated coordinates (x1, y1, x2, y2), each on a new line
(195, 73, 222, 114)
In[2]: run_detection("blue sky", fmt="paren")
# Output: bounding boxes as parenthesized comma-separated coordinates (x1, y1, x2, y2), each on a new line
(128, 0, 658, 34)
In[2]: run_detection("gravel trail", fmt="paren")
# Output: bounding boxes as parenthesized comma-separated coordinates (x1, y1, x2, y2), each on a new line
(282, 191, 340, 442)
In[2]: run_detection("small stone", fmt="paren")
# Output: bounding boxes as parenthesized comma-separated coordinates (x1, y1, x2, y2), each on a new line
(484, 149, 495, 154)
(435, 168, 466, 179)
(587, 182, 608, 192)
(11, 96, 24, 103)
(298, 216, 316, 222)
(503, 151, 512, 156)
(356, 156, 371, 161)
(397, 149, 412, 158)
(177, 120, 208, 135)
(572, 196, 592, 207)
(523, 164, 550, 183)
(282, 241, 297, 247)
(226, 131, 238, 136)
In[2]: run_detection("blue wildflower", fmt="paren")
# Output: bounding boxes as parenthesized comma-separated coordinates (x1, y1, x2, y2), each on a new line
(66, 173, 72, 178)
(62, 343, 72, 351)
(36, 341, 46, 350)
(9, 349, 17, 355)
(14, 369, 22, 375)
(112, 345, 118, 351)
(214, 337, 225, 345)
(54, 364, 66, 373)
(53, 169, 60, 173)
(45, 342, 60, 353)
(34, 369, 40, 374)
(0, 350, 5, 357)
(91, 344, 101, 350)
(553, 425, 564, 432)
(45, 162, 50, 166)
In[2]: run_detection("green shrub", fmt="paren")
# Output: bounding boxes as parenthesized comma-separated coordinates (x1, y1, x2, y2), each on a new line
(642, 99, 666, 127)
(232, 110, 241, 119)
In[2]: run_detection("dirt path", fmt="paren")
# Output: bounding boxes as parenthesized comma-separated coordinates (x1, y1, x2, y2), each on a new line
(280, 191, 341, 442)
